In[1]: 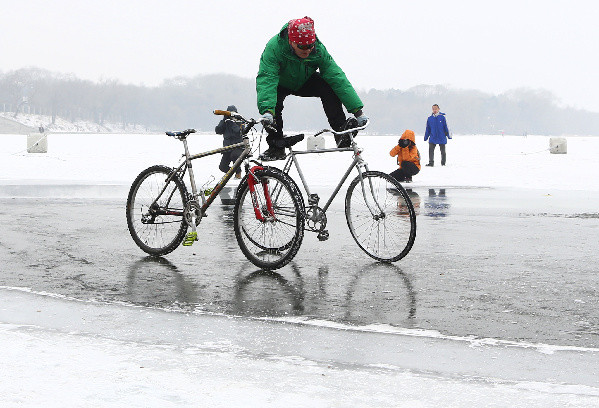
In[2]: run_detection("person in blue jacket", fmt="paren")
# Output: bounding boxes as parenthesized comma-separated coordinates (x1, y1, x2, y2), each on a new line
(424, 104, 451, 166)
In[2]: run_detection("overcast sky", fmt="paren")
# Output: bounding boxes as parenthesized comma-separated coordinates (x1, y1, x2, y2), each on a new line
(2, 0, 598, 112)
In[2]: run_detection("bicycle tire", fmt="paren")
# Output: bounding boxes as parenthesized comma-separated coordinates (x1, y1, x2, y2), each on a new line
(126, 165, 189, 256)
(237, 167, 305, 253)
(345, 171, 416, 262)
(234, 167, 304, 270)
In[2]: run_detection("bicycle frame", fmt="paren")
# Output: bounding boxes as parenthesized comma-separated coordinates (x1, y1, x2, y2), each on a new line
(147, 137, 252, 232)
(148, 113, 277, 236)
(281, 132, 384, 218)
(129, 110, 308, 268)
(178, 137, 251, 210)
(282, 146, 368, 213)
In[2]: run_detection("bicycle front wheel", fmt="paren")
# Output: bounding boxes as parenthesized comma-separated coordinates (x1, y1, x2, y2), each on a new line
(126, 165, 189, 256)
(345, 171, 416, 262)
(234, 168, 304, 270)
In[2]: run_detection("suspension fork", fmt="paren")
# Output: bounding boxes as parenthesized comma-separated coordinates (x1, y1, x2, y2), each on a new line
(247, 165, 275, 221)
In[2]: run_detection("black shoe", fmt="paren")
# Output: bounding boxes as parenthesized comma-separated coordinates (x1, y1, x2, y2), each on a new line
(259, 147, 286, 161)
(405, 176, 412, 183)
(335, 117, 359, 147)
(281, 134, 304, 148)
(425, 163, 434, 167)
(441, 163, 446, 166)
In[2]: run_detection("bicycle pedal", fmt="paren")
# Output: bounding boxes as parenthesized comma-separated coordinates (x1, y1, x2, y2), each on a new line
(182, 231, 198, 246)
(317, 230, 329, 241)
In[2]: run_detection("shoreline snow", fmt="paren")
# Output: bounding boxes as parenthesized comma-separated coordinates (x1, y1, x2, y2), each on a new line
(1, 132, 598, 193)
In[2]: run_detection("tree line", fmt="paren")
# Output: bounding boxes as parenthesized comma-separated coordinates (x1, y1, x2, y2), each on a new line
(2, 67, 598, 135)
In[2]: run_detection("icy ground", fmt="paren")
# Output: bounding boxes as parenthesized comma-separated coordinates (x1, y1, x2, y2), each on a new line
(2, 287, 598, 408)
(1, 131, 598, 407)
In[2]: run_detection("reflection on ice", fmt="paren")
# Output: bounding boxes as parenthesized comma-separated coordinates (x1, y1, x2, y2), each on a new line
(233, 267, 305, 317)
(424, 188, 450, 218)
(126, 256, 199, 308)
(344, 263, 416, 326)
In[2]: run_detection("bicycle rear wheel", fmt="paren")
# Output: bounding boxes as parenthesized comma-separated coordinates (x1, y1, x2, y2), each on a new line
(345, 171, 416, 262)
(234, 168, 304, 270)
(126, 165, 189, 256)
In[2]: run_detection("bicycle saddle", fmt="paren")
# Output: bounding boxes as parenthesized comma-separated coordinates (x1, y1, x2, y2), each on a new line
(165, 129, 196, 139)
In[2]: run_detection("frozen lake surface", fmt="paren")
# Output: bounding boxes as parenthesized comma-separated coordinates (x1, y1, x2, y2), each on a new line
(1, 132, 598, 406)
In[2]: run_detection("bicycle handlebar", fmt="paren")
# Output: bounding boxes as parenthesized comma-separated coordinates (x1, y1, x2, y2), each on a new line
(213, 109, 231, 116)
(314, 120, 370, 137)
(214, 109, 368, 136)
(213, 109, 271, 125)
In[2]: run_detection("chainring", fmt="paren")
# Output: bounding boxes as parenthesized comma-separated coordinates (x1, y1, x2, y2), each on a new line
(184, 200, 202, 227)
(306, 206, 327, 232)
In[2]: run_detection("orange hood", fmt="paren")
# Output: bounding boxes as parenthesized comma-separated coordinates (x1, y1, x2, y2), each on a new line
(400, 129, 416, 144)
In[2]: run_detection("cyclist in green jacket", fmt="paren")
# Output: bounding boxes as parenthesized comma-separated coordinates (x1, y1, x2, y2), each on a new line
(256, 16, 368, 160)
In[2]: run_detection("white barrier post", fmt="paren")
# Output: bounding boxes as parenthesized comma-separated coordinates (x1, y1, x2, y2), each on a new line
(27, 132, 48, 153)
(549, 137, 567, 154)
(307, 134, 325, 150)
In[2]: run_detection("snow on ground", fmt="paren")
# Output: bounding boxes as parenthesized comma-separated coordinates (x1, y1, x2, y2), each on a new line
(1, 130, 597, 193)
(0, 112, 152, 133)
(1, 130, 598, 406)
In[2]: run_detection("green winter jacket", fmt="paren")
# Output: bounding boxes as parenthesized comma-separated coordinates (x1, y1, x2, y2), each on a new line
(256, 23, 363, 115)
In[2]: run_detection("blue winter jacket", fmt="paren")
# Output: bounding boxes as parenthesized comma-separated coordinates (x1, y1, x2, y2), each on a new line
(424, 113, 450, 144)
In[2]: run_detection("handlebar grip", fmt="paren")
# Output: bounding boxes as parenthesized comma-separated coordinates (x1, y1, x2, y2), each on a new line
(213, 110, 231, 116)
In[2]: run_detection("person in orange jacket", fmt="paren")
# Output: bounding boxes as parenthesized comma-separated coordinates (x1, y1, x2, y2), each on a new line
(389, 129, 421, 183)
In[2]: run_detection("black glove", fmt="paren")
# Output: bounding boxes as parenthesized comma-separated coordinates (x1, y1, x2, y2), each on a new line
(398, 139, 410, 148)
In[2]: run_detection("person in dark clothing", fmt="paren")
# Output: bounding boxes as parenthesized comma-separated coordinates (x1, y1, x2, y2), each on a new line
(215, 105, 243, 179)
(424, 104, 451, 166)
(256, 16, 368, 160)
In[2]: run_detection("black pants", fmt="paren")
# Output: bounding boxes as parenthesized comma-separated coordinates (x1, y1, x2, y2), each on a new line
(428, 143, 446, 165)
(390, 161, 420, 182)
(267, 73, 347, 148)
(219, 148, 243, 174)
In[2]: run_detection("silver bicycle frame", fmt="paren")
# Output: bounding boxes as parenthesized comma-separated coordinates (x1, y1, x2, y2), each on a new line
(282, 146, 365, 213)
(282, 135, 383, 216)
(178, 137, 251, 210)
(149, 137, 252, 234)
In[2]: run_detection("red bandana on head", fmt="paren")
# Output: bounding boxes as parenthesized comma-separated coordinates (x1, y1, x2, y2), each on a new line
(288, 17, 316, 45)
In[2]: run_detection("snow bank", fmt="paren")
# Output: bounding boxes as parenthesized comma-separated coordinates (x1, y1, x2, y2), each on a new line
(0, 112, 152, 134)
(1, 132, 598, 193)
